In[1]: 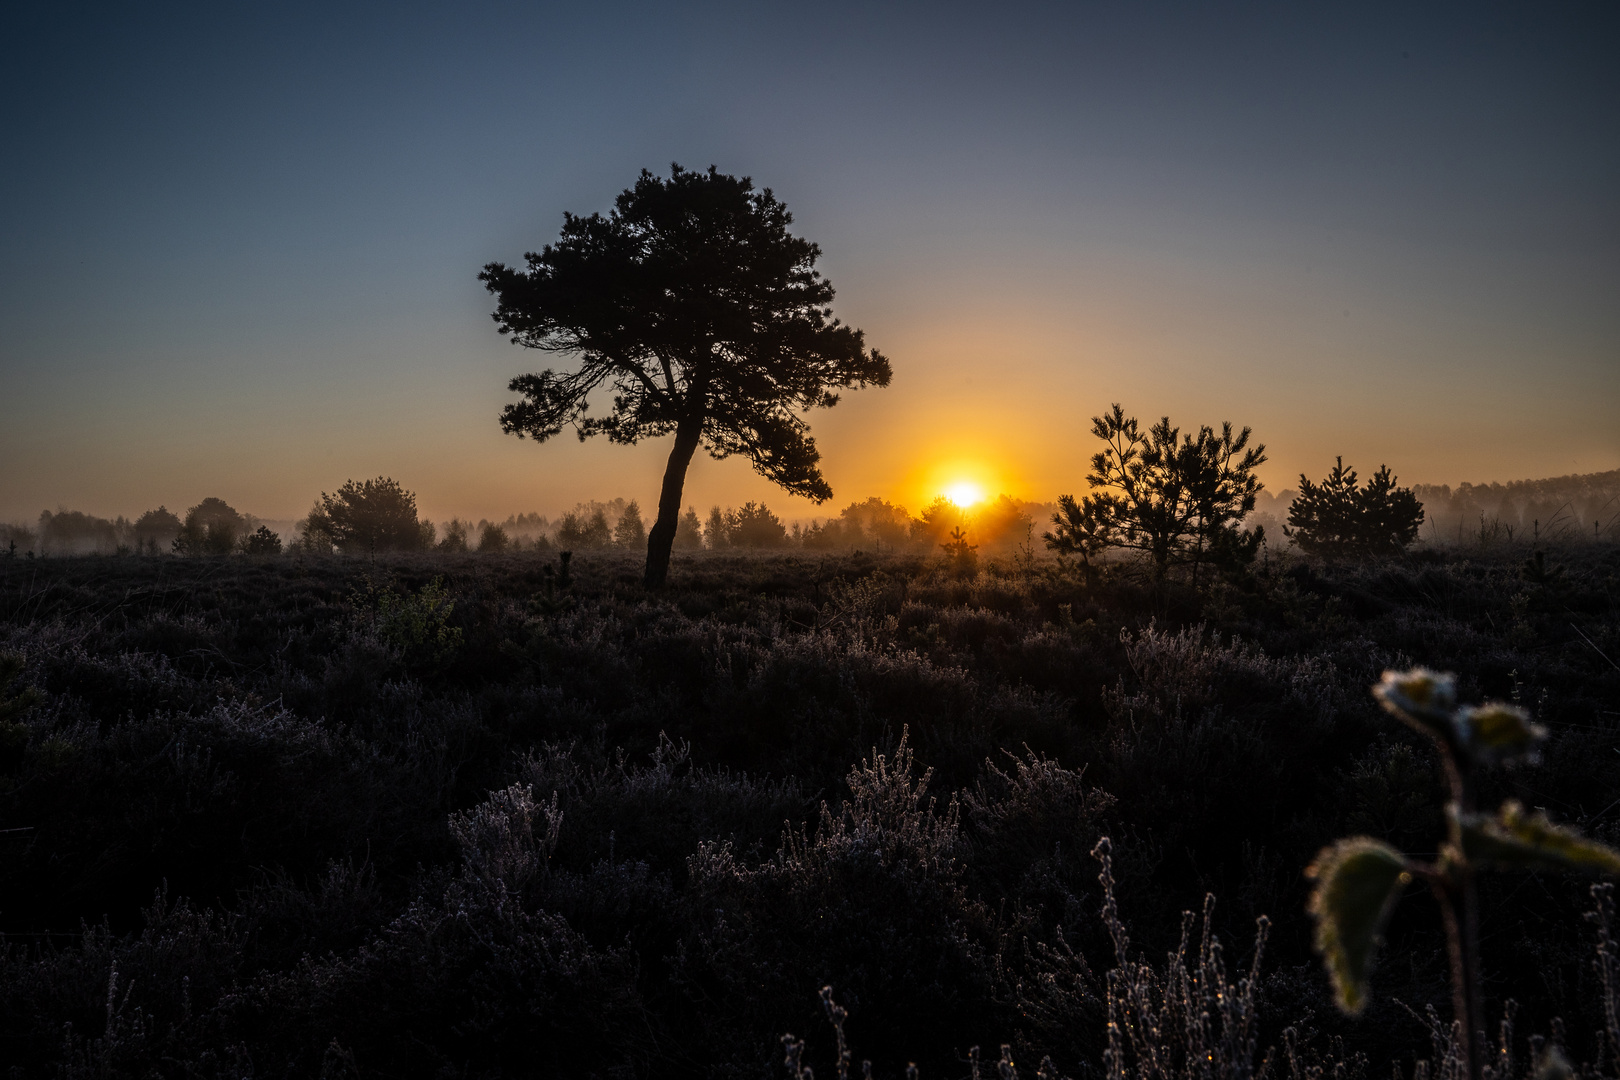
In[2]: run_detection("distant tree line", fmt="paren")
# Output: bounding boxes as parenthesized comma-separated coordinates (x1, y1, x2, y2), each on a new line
(10, 456, 1615, 567)
(0, 500, 281, 558)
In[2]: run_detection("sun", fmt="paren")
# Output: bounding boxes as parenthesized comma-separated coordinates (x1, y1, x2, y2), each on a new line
(944, 481, 985, 507)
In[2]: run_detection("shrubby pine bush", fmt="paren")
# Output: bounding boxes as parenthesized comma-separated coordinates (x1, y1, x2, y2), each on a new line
(241, 524, 283, 554)
(1286, 458, 1424, 558)
(478, 520, 510, 552)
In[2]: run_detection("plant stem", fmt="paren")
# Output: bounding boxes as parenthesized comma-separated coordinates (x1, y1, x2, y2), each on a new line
(1440, 747, 1484, 1080)
(1438, 887, 1477, 1080)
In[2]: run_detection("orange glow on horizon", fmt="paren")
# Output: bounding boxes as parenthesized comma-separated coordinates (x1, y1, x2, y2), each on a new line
(894, 452, 1016, 515)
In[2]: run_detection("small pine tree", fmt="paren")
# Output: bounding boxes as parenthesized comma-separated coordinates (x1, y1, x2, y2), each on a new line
(940, 525, 978, 576)
(1085, 405, 1267, 580)
(1044, 493, 1113, 583)
(674, 506, 704, 549)
(730, 501, 786, 548)
(317, 478, 428, 553)
(614, 500, 647, 549)
(703, 506, 731, 549)
(478, 522, 510, 553)
(1285, 458, 1423, 558)
(438, 519, 471, 552)
(241, 525, 283, 555)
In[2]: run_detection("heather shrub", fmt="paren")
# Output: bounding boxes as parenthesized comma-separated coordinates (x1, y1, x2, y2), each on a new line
(678, 733, 999, 1076)
(517, 734, 812, 874)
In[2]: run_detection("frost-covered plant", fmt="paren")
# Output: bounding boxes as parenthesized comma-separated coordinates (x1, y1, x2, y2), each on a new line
(1093, 836, 1277, 1080)
(1306, 669, 1620, 1080)
(447, 783, 562, 902)
(781, 839, 1355, 1080)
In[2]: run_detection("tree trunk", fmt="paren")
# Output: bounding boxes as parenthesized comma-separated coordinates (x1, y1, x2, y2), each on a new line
(644, 418, 703, 588)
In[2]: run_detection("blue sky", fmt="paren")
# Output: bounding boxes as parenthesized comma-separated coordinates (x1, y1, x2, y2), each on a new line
(3, 2, 1616, 521)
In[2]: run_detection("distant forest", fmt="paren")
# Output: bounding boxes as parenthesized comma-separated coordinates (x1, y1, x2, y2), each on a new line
(5, 467, 1617, 559)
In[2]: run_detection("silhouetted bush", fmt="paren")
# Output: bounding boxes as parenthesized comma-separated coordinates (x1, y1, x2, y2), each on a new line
(241, 524, 283, 555)
(133, 506, 182, 554)
(478, 521, 510, 552)
(614, 499, 646, 549)
(313, 477, 431, 553)
(172, 497, 245, 556)
(1286, 458, 1424, 558)
(556, 507, 612, 549)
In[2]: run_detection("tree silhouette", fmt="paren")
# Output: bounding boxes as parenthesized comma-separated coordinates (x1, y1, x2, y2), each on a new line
(1083, 405, 1266, 580)
(614, 500, 647, 549)
(241, 525, 283, 555)
(556, 508, 611, 549)
(703, 506, 730, 549)
(940, 524, 978, 576)
(173, 498, 245, 556)
(478, 522, 510, 553)
(674, 507, 704, 548)
(481, 164, 891, 587)
(1285, 458, 1423, 557)
(133, 506, 182, 555)
(314, 478, 429, 553)
(729, 501, 787, 548)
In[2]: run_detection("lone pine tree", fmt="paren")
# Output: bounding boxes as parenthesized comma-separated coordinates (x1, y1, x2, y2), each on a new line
(481, 165, 891, 587)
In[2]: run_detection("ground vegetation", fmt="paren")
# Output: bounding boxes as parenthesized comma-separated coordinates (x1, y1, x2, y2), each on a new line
(1, 532, 1617, 1077)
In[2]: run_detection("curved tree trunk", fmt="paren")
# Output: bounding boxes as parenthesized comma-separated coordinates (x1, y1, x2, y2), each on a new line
(644, 418, 703, 588)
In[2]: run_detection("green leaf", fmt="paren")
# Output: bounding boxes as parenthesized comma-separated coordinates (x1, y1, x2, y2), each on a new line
(1457, 801, 1620, 874)
(1372, 668, 1459, 746)
(1459, 703, 1546, 765)
(1306, 838, 1412, 1014)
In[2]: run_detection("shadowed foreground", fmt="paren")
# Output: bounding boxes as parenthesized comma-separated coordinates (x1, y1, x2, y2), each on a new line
(1, 546, 1617, 1077)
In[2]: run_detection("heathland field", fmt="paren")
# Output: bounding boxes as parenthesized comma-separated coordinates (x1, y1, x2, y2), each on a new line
(2, 544, 1618, 1077)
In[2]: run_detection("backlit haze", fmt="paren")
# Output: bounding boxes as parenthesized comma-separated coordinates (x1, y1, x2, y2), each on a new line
(3, 3, 1617, 525)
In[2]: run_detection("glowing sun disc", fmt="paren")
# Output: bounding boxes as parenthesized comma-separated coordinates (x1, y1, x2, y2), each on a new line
(944, 481, 985, 507)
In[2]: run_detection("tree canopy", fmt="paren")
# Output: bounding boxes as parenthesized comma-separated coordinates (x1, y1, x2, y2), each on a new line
(480, 164, 890, 586)
(173, 498, 245, 557)
(312, 478, 430, 553)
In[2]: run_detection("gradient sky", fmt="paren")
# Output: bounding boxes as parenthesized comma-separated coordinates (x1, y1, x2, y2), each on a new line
(3, 2, 1617, 525)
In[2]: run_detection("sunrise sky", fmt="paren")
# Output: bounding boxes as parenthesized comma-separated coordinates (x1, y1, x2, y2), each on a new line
(3, 3, 1617, 525)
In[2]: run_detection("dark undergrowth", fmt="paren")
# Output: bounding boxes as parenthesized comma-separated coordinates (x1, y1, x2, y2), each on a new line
(0, 545, 1617, 1078)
